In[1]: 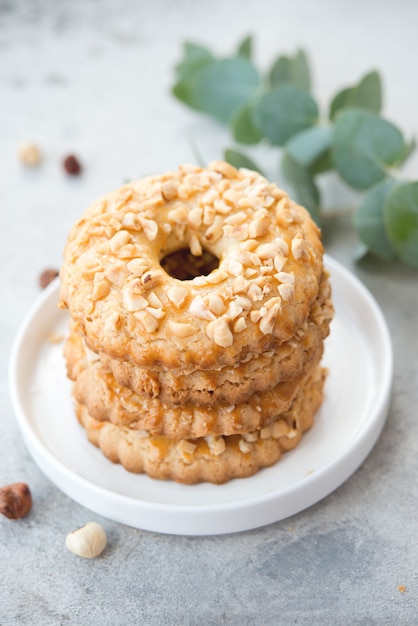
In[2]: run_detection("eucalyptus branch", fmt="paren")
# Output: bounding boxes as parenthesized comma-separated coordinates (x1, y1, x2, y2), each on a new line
(171, 36, 418, 268)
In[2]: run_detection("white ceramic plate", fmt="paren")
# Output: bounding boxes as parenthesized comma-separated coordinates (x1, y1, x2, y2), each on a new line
(9, 256, 392, 535)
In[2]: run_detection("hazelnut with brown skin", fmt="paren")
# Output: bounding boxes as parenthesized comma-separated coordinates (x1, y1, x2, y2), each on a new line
(0, 482, 32, 520)
(39, 268, 59, 289)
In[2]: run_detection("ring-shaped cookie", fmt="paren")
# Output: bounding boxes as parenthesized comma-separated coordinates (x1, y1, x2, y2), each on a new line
(59, 161, 324, 370)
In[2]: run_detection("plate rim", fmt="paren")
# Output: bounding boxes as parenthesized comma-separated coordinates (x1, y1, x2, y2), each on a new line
(9, 255, 393, 534)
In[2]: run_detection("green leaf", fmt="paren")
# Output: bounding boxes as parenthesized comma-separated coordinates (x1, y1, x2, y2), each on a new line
(332, 109, 405, 190)
(175, 42, 213, 80)
(329, 71, 382, 120)
(285, 126, 331, 168)
(292, 50, 311, 92)
(269, 55, 290, 87)
(384, 181, 418, 267)
(354, 180, 398, 259)
(282, 152, 321, 223)
(172, 58, 261, 123)
(237, 35, 253, 59)
(329, 87, 356, 121)
(309, 150, 333, 175)
(269, 49, 311, 92)
(230, 102, 263, 144)
(224, 148, 265, 175)
(253, 85, 318, 146)
(394, 136, 416, 167)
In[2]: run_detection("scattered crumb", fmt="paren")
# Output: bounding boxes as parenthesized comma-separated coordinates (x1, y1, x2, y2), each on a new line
(306, 469, 315, 476)
(48, 332, 64, 344)
(397, 585, 406, 594)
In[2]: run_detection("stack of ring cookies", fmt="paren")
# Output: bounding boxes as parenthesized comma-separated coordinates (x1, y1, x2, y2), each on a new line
(59, 161, 334, 484)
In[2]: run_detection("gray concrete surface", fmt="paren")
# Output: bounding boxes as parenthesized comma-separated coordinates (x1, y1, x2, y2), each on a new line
(1, 1, 417, 624)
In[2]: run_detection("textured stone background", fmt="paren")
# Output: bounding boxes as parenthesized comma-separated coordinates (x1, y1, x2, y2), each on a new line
(1, 1, 417, 624)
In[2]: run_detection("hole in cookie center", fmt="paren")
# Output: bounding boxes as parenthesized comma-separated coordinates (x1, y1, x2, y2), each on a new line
(161, 248, 219, 281)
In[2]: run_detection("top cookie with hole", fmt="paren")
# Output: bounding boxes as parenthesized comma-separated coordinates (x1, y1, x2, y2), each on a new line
(59, 161, 324, 371)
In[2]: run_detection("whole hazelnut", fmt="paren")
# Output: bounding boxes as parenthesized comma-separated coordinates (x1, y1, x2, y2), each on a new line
(39, 268, 59, 289)
(63, 154, 82, 175)
(0, 482, 32, 520)
(66, 522, 107, 558)
(17, 142, 42, 167)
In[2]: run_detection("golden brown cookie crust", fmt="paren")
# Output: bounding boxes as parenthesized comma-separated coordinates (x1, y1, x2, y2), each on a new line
(75, 366, 326, 484)
(67, 324, 323, 438)
(59, 161, 324, 371)
(96, 271, 333, 406)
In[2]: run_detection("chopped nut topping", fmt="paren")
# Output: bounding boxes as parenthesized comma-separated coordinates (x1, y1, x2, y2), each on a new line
(272, 421, 290, 438)
(209, 160, 238, 179)
(205, 268, 228, 285)
(206, 435, 226, 456)
(187, 206, 203, 229)
(233, 317, 247, 333)
(278, 283, 295, 302)
(224, 210, 248, 225)
(207, 293, 226, 316)
(189, 233, 202, 256)
(161, 180, 178, 201)
(242, 431, 259, 443)
(168, 320, 197, 337)
(147, 291, 163, 309)
(134, 309, 160, 333)
(189, 295, 215, 321)
(291, 234, 309, 260)
(168, 206, 188, 223)
(275, 271, 295, 284)
(260, 426, 273, 439)
(140, 270, 162, 290)
(178, 439, 197, 462)
(109, 230, 131, 253)
(166, 285, 189, 308)
(127, 258, 151, 277)
(91, 279, 110, 301)
(123, 286, 148, 312)
(206, 318, 233, 347)
(104, 261, 129, 287)
(139, 217, 158, 241)
(146, 305, 165, 320)
(238, 439, 252, 454)
(259, 301, 281, 334)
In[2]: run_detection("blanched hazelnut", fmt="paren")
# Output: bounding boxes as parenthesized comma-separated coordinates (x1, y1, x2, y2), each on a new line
(65, 521, 107, 558)
(17, 142, 42, 166)
(0, 482, 32, 520)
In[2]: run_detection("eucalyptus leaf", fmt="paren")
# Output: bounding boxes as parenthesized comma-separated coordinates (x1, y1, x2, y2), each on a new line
(309, 150, 333, 175)
(354, 180, 398, 259)
(175, 42, 213, 80)
(224, 148, 264, 175)
(384, 181, 418, 267)
(292, 50, 311, 92)
(282, 152, 321, 222)
(329, 71, 382, 120)
(269, 49, 310, 92)
(332, 109, 405, 189)
(285, 126, 331, 168)
(269, 55, 290, 87)
(230, 101, 263, 144)
(394, 136, 416, 167)
(237, 35, 253, 59)
(253, 85, 318, 146)
(172, 58, 261, 123)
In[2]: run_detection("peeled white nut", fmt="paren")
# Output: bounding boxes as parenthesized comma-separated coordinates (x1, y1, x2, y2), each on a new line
(65, 522, 107, 559)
